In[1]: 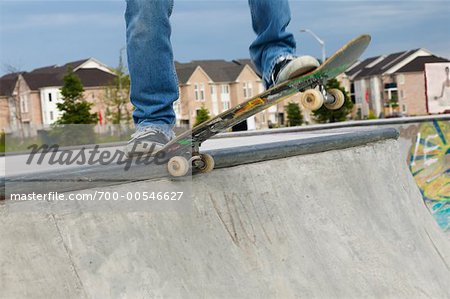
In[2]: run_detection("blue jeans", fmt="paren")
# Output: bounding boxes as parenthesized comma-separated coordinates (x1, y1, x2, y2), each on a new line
(125, 0, 296, 131)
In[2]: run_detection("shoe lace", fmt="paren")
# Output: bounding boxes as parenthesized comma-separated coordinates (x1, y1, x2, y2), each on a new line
(271, 57, 294, 85)
(131, 127, 158, 139)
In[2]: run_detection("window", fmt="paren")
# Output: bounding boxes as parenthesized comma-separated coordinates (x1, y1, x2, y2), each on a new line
(221, 84, 229, 94)
(243, 82, 253, 98)
(50, 111, 54, 121)
(221, 84, 230, 103)
(402, 104, 407, 113)
(194, 83, 205, 101)
(278, 113, 285, 126)
(200, 84, 205, 100)
(20, 95, 29, 113)
(194, 84, 199, 100)
(390, 90, 398, 101)
(48, 93, 53, 102)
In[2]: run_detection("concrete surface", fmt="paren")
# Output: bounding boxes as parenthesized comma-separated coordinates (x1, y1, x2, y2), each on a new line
(2, 128, 397, 196)
(1, 135, 450, 298)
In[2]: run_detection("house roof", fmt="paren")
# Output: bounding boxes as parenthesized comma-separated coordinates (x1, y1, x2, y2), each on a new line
(175, 59, 260, 84)
(345, 56, 380, 78)
(353, 50, 420, 79)
(0, 73, 21, 97)
(0, 59, 116, 96)
(22, 72, 62, 90)
(30, 59, 87, 74)
(233, 59, 260, 76)
(175, 62, 198, 84)
(195, 60, 243, 82)
(74, 69, 117, 87)
(396, 55, 449, 73)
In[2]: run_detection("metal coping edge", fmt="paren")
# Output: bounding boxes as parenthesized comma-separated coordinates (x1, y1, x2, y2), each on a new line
(207, 127, 399, 169)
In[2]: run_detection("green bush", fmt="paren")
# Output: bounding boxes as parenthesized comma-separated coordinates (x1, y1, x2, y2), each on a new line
(285, 102, 303, 127)
(194, 106, 210, 127)
(368, 110, 378, 120)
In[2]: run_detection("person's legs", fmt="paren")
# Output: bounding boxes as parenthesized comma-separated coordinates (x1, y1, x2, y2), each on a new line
(125, 0, 177, 154)
(248, 0, 319, 88)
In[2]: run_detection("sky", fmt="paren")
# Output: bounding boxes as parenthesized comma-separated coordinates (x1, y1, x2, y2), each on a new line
(0, 0, 449, 75)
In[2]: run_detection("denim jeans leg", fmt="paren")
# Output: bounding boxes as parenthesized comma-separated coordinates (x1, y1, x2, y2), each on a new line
(248, 0, 296, 87)
(125, 0, 178, 136)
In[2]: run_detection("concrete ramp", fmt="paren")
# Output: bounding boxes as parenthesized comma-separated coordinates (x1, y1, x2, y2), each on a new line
(1, 138, 450, 298)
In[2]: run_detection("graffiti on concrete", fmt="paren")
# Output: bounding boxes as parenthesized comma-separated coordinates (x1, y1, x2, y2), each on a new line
(409, 120, 449, 231)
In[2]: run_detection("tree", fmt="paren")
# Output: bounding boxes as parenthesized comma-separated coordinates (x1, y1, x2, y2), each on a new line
(50, 68, 98, 145)
(56, 67, 98, 125)
(312, 78, 354, 123)
(104, 49, 132, 125)
(194, 106, 210, 127)
(285, 102, 303, 127)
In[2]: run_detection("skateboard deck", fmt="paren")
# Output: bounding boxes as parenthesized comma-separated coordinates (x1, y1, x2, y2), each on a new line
(162, 34, 371, 176)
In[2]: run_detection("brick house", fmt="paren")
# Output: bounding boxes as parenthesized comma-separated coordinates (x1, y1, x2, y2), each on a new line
(175, 59, 307, 129)
(175, 59, 267, 129)
(342, 49, 433, 118)
(395, 56, 449, 116)
(0, 72, 43, 135)
(0, 58, 116, 136)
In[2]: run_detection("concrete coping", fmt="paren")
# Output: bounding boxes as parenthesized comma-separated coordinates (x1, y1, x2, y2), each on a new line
(208, 127, 399, 169)
(1, 127, 399, 197)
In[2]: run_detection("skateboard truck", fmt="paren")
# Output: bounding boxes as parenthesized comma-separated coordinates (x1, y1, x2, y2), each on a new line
(299, 77, 345, 111)
(166, 140, 215, 177)
(167, 153, 214, 177)
(320, 85, 336, 104)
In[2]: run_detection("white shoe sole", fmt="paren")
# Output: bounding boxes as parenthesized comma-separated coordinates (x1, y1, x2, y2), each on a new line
(276, 56, 320, 84)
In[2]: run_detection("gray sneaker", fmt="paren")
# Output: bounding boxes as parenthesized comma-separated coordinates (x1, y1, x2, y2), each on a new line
(125, 127, 172, 157)
(270, 55, 320, 88)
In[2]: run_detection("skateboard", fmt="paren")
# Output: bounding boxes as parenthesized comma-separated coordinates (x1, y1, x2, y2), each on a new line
(161, 34, 371, 176)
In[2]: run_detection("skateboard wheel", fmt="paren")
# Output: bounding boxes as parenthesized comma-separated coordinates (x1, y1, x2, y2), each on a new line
(301, 89, 324, 111)
(324, 89, 345, 110)
(197, 153, 215, 173)
(167, 156, 190, 177)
